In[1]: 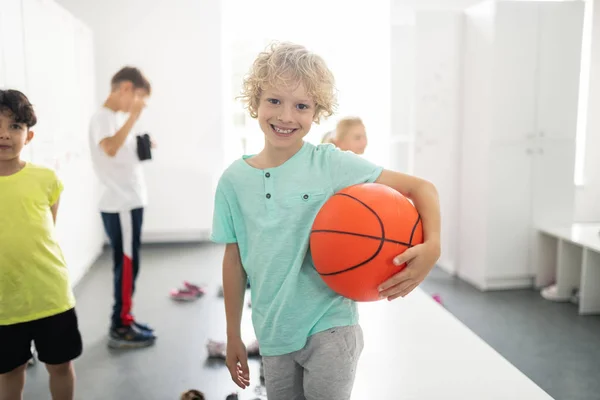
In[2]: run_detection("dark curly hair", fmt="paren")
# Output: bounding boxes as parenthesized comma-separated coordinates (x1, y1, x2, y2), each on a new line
(0, 89, 37, 128)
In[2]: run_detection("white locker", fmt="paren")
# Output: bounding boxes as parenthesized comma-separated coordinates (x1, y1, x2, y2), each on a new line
(413, 10, 464, 275)
(390, 24, 415, 175)
(458, 0, 584, 290)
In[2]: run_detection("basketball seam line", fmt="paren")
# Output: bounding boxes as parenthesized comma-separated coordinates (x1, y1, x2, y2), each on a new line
(310, 229, 412, 247)
(315, 192, 385, 276)
(409, 214, 421, 247)
(312, 191, 421, 277)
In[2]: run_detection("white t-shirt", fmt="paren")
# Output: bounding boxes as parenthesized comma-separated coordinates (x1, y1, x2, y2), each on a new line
(89, 107, 147, 212)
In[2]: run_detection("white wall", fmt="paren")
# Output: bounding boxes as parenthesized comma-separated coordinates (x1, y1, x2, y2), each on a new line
(392, 0, 482, 24)
(56, 0, 225, 242)
(223, 0, 392, 168)
(575, 0, 600, 222)
(0, 0, 104, 286)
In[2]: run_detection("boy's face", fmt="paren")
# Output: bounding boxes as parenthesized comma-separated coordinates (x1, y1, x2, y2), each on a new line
(0, 111, 33, 162)
(117, 82, 149, 113)
(257, 81, 315, 152)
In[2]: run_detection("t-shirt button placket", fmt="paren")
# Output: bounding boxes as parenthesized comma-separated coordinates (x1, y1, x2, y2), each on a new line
(264, 170, 274, 209)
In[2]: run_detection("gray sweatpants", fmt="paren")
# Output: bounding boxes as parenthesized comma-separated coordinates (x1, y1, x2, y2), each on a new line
(262, 324, 364, 400)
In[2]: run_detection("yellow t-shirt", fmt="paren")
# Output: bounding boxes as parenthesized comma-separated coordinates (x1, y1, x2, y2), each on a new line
(0, 163, 75, 325)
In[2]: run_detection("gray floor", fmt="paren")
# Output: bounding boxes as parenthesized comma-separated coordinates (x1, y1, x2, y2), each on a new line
(419, 268, 600, 400)
(24, 243, 264, 400)
(23, 243, 600, 400)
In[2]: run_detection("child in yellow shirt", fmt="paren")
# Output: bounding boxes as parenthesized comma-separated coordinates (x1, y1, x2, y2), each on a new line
(0, 89, 82, 400)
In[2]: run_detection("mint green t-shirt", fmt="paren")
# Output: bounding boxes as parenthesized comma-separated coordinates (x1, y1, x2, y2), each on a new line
(211, 142, 383, 356)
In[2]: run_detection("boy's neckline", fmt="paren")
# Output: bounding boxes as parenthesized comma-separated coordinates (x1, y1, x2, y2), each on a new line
(0, 161, 28, 178)
(243, 141, 308, 171)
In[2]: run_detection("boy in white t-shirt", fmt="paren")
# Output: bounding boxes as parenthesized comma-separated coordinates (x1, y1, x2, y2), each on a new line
(89, 66, 155, 349)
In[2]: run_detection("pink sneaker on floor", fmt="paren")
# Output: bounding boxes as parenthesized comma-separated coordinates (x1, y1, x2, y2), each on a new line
(170, 282, 205, 301)
(183, 281, 205, 294)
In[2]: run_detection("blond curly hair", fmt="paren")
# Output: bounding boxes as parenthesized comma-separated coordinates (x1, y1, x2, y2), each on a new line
(239, 42, 337, 123)
(336, 117, 365, 141)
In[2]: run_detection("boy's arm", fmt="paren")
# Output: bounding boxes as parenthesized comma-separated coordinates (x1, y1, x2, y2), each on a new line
(99, 115, 137, 157)
(223, 243, 247, 340)
(99, 97, 145, 157)
(51, 196, 60, 224)
(375, 169, 441, 300)
(375, 169, 440, 245)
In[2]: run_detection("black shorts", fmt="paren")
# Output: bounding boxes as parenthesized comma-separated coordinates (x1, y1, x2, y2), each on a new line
(0, 308, 83, 374)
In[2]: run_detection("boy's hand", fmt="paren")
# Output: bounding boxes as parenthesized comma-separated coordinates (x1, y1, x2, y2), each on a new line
(130, 96, 146, 119)
(378, 240, 441, 301)
(226, 337, 250, 389)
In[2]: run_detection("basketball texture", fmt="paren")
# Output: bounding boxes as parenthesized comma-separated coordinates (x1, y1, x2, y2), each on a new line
(310, 183, 423, 301)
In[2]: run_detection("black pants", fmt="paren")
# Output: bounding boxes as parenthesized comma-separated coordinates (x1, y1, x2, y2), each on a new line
(101, 208, 143, 329)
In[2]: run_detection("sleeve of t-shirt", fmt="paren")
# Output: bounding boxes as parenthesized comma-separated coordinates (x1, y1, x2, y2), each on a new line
(210, 178, 237, 244)
(326, 145, 384, 193)
(90, 112, 115, 146)
(48, 170, 64, 206)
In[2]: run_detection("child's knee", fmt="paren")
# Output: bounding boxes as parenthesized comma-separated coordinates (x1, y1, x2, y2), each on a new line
(45, 361, 73, 377)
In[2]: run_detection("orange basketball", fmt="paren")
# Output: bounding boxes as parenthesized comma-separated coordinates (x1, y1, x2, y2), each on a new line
(309, 183, 423, 302)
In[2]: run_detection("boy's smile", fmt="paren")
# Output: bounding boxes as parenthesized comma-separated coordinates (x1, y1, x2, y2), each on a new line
(271, 124, 298, 137)
(258, 81, 315, 153)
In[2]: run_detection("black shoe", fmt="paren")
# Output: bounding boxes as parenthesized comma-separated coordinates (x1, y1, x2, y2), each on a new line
(132, 321, 155, 334)
(108, 325, 156, 349)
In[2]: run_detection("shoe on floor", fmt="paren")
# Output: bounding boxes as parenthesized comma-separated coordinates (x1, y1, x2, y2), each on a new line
(132, 320, 155, 333)
(171, 286, 204, 301)
(108, 325, 156, 349)
(206, 339, 227, 359)
(27, 344, 36, 367)
(184, 281, 206, 294)
(247, 339, 260, 358)
(541, 284, 571, 302)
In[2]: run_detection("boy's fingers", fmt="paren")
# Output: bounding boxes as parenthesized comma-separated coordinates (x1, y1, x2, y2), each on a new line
(393, 247, 418, 266)
(236, 363, 250, 388)
(380, 282, 405, 299)
(228, 367, 240, 386)
(378, 269, 412, 293)
(390, 282, 418, 300)
(240, 355, 250, 379)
